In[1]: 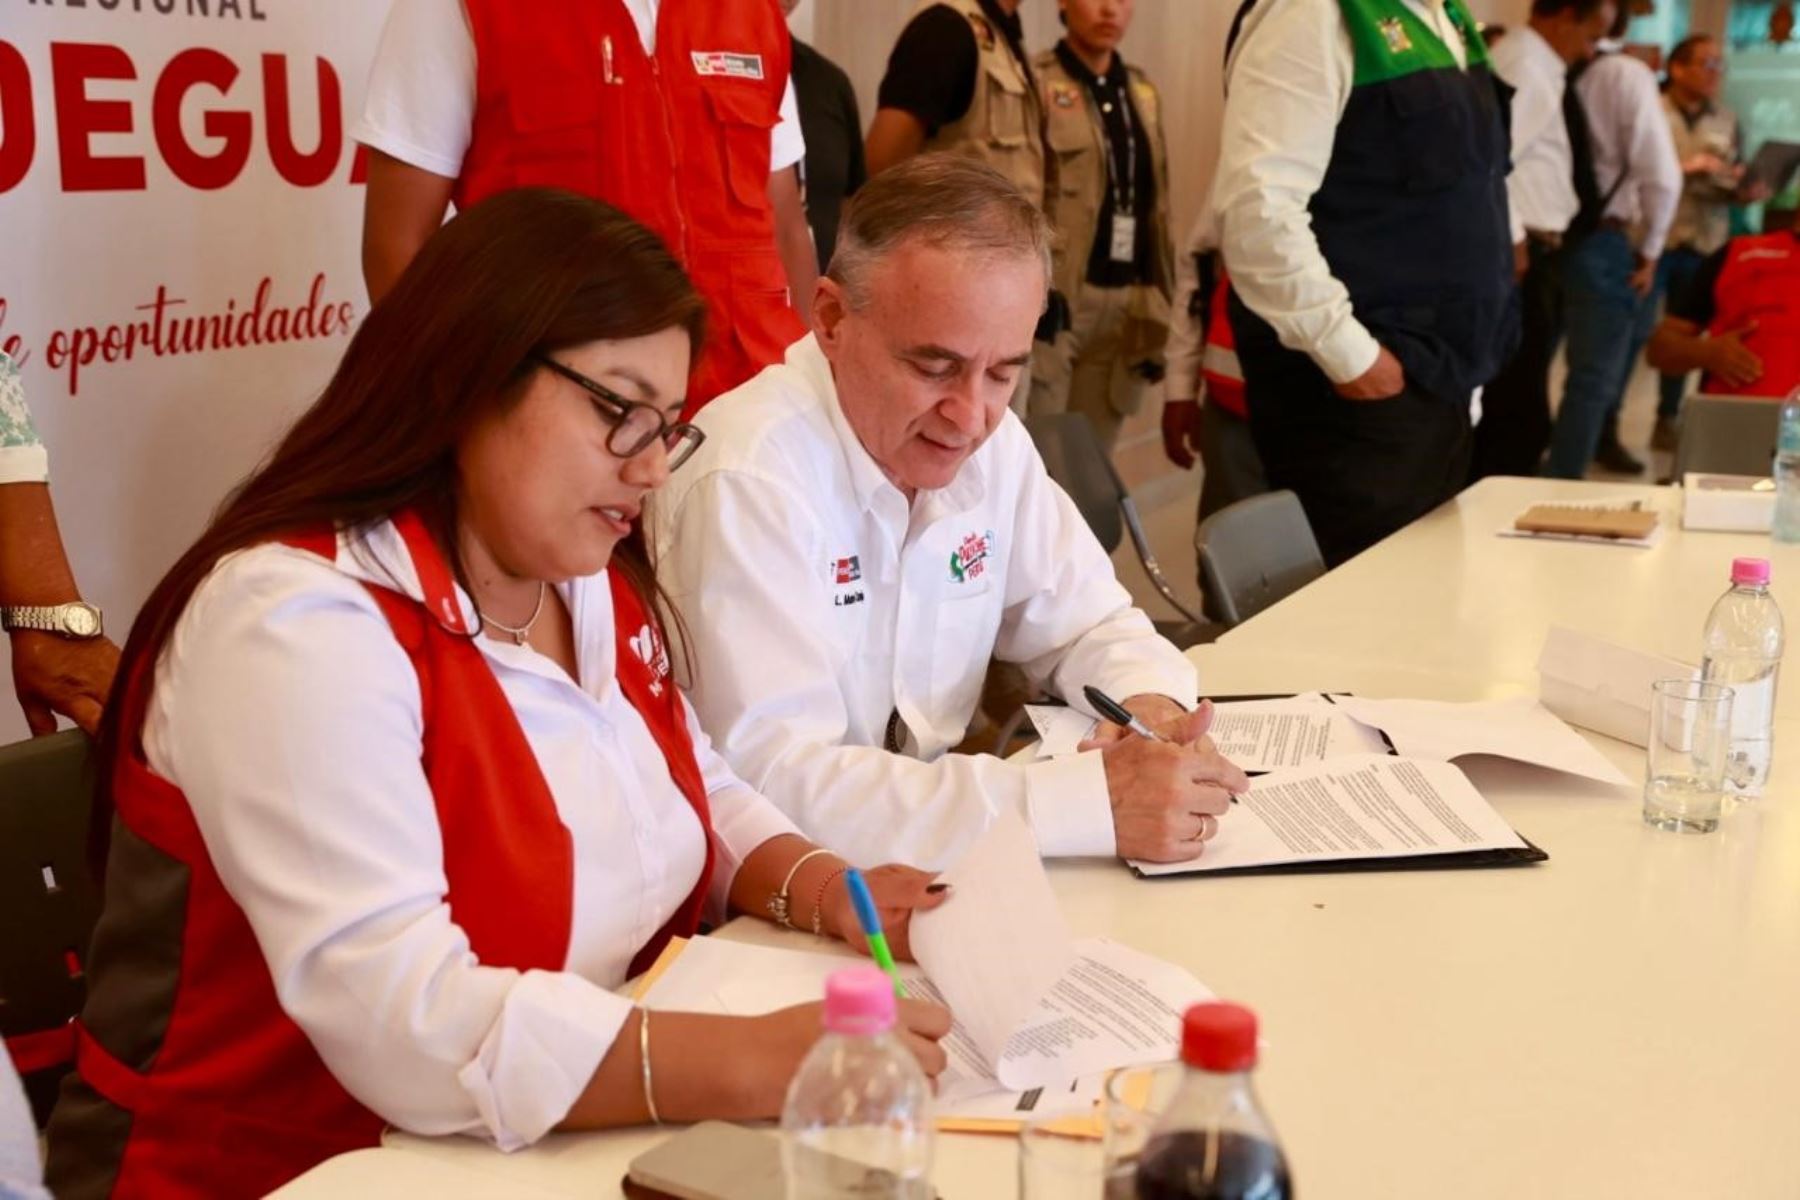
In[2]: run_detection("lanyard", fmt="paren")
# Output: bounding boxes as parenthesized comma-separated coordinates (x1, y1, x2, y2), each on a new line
(1094, 70, 1137, 215)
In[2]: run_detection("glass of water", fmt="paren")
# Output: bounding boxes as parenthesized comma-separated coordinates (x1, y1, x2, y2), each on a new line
(1644, 679, 1735, 833)
(1018, 1112, 1110, 1199)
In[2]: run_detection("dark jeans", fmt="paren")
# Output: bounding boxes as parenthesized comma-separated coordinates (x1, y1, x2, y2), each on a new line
(1651, 246, 1709, 420)
(1545, 228, 1642, 479)
(1243, 351, 1471, 568)
(1471, 238, 1561, 480)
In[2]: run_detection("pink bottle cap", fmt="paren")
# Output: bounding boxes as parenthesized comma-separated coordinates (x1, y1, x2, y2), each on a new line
(1732, 557, 1771, 587)
(823, 965, 897, 1035)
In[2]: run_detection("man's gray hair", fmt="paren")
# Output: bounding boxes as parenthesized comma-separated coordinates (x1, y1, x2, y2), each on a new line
(826, 154, 1053, 308)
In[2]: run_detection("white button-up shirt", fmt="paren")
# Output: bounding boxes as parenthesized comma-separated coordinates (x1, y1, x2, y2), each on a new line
(1576, 49, 1683, 260)
(1490, 25, 1578, 243)
(142, 519, 798, 1151)
(1212, 0, 1470, 386)
(648, 335, 1198, 871)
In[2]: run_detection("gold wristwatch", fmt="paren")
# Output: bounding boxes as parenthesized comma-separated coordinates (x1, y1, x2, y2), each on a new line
(1, 601, 104, 639)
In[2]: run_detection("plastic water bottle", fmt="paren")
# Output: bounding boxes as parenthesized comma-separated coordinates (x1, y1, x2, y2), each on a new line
(780, 966, 932, 1199)
(1132, 1003, 1292, 1200)
(1701, 557, 1784, 798)
(1774, 388, 1800, 543)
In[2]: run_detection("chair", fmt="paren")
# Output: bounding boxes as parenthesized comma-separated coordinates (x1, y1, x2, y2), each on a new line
(1195, 490, 1327, 627)
(1672, 394, 1781, 480)
(1024, 412, 1211, 643)
(0, 730, 99, 1127)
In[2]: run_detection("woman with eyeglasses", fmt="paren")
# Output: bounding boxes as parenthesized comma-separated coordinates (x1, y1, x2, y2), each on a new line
(44, 189, 951, 1199)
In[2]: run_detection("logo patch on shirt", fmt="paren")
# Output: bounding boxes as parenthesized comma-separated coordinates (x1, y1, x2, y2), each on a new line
(949, 530, 996, 584)
(1048, 81, 1081, 109)
(1378, 17, 1414, 53)
(691, 51, 764, 80)
(966, 12, 997, 51)
(628, 622, 672, 696)
(831, 555, 862, 585)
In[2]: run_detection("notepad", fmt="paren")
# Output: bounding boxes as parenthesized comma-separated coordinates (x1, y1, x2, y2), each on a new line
(1513, 502, 1659, 540)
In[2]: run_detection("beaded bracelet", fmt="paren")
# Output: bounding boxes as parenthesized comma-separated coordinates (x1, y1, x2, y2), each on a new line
(812, 864, 851, 937)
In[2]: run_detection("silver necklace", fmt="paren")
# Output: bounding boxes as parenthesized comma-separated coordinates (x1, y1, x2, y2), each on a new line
(481, 581, 547, 645)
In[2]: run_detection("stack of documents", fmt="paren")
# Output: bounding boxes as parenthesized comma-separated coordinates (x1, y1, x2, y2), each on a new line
(1029, 691, 1636, 877)
(642, 810, 1214, 1129)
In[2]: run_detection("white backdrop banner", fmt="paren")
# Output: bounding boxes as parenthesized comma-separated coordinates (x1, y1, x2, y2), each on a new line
(0, 0, 390, 741)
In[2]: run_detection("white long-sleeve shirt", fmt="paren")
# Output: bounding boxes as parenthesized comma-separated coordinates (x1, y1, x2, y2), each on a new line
(354, 0, 803, 181)
(1577, 50, 1683, 261)
(648, 335, 1198, 871)
(1490, 25, 1577, 243)
(1212, 0, 1469, 386)
(142, 519, 798, 1151)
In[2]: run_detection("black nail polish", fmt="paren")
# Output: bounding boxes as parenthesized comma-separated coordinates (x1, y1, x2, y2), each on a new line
(925, 882, 951, 894)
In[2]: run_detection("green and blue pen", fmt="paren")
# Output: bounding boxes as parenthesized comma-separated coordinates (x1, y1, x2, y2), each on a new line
(844, 867, 909, 999)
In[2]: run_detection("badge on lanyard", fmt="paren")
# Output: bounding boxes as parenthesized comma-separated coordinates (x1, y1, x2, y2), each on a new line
(1109, 213, 1138, 263)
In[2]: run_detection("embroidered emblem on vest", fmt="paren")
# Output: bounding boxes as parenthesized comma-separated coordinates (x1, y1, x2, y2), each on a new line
(691, 51, 765, 80)
(628, 623, 672, 697)
(1378, 17, 1414, 53)
(967, 12, 997, 50)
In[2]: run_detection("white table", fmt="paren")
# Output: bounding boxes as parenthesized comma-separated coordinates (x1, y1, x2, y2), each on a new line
(274, 477, 1800, 1199)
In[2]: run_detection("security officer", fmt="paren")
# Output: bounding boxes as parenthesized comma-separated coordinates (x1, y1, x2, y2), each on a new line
(866, 0, 1047, 205)
(355, 0, 815, 416)
(1029, 0, 1173, 449)
(1214, 0, 1518, 565)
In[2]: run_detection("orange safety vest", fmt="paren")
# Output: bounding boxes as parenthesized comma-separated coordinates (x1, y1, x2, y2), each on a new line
(459, 0, 806, 414)
(1201, 267, 1247, 418)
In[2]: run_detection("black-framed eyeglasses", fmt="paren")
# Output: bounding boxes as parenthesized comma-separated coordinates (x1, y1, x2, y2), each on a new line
(535, 354, 705, 471)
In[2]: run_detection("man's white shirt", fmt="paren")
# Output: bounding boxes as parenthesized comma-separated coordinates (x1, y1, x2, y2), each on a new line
(1576, 50, 1682, 261)
(1211, 0, 1469, 386)
(648, 335, 1198, 871)
(1489, 25, 1578, 243)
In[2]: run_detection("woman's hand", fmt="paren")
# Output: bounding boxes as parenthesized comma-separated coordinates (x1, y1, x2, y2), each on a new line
(817, 864, 948, 963)
(749, 998, 954, 1110)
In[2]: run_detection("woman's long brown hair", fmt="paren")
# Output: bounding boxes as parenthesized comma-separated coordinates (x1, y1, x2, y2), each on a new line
(93, 188, 707, 871)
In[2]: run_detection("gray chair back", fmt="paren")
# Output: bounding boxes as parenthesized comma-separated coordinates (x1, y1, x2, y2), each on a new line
(1673, 394, 1781, 479)
(0, 730, 98, 1126)
(1025, 412, 1124, 553)
(1195, 490, 1326, 627)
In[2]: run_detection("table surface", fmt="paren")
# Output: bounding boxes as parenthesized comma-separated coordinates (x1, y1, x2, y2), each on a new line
(273, 477, 1800, 1199)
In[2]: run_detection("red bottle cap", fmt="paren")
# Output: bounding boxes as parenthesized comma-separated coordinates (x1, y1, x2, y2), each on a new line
(1181, 1002, 1258, 1072)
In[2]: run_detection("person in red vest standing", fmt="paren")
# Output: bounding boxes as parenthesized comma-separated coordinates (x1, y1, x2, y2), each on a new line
(355, 0, 819, 416)
(1162, 210, 1267, 523)
(42, 192, 949, 1200)
(1646, 228, 1800, 398)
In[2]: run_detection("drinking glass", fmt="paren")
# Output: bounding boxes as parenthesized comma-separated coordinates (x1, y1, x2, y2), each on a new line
(1102, 1063, 1184, 1193)
(1018, 1111, 1109, 1200)
(1644, 679, 1734, 834)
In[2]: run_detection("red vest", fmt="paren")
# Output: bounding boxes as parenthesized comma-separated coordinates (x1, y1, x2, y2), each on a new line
(47, 512, 714, 1198)
(1703, 232, 1800, 399)
(1201, 267, 1247, 419)
(460, 0, 807, 415)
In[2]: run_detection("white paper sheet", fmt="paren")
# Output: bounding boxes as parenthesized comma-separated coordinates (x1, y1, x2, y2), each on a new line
(1329, 694, 1632, 787)
(1209, 694, 1389, 770)
(652, 936, 1209, 1113)
(1131, 754, 1527, 876)
(909, 808, 1076, 1072)
(1025, 704, 1098, 758)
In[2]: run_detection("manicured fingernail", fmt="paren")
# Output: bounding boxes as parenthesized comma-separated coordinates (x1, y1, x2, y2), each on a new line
(925, 883, 951, 894)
